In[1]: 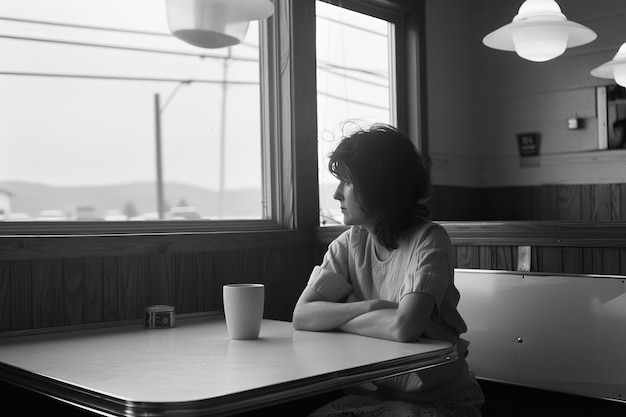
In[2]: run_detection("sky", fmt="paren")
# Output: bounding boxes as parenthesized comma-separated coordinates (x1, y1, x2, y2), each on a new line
(0, 0, 262, 190)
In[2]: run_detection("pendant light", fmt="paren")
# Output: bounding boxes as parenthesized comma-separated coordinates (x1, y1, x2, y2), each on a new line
(165, 0, 274, 49)
(591, 43, 626, 87)
(483, 0, 596, 62)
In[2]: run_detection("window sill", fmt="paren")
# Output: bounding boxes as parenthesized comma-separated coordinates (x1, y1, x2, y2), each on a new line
(0, 219, 283, 236)
(0, 223, 315, 261)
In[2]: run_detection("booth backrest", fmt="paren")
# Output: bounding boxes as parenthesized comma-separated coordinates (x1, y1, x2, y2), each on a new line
(455, 268, 626, 403)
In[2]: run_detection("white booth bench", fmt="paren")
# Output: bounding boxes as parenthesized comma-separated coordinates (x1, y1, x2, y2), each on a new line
(455, 268, 626, 403)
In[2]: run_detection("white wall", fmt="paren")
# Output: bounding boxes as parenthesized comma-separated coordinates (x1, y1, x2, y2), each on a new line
(425, 0, 482, 186)
(426, 0, 626, 187)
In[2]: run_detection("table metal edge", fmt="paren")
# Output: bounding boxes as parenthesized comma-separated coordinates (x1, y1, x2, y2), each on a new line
(0, 339, 458, 417)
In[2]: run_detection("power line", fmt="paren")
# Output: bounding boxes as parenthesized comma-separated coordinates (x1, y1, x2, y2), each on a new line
(0, 34, 258, 61)
(318, 62, 389, 87)
(1, 17, 388, 85)
(317, 14, 387, 37)
(0, 16, 259, 49)
(0, 15, 385, 40)
(0, 17, 170, 37)
(0, 71, 386, 110)
(0, 71, 260, 85)
(320, 61, 388, 79)
(1, 15, 390, 103)
(321, 91, 389, 110)
(1, 35, 388, 87)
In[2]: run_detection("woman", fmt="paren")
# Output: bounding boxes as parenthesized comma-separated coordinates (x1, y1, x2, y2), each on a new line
(292, 124, 484, 416)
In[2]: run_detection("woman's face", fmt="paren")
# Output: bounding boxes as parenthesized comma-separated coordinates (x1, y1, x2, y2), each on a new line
(333, 179, 370, 226)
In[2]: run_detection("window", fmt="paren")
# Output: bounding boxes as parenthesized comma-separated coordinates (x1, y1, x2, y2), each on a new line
(0, 0, 266, 222)
(315, 1, 404, 226)
(0, 0, 426, 237)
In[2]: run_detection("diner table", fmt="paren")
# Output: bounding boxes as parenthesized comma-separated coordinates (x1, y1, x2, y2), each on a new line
(0, 313, 458, 416)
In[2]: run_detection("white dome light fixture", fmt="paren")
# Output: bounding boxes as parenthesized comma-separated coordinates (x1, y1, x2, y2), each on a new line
(591, 43, 626, 87)
(165, 0, 274, 49)
(483, 0, 596, 62)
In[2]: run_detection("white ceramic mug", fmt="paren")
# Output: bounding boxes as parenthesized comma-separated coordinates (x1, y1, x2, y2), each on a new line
(223, 283, 265, 340)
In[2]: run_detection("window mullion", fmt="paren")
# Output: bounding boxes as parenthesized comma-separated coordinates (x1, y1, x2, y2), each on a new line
(275, 0, 320, 231)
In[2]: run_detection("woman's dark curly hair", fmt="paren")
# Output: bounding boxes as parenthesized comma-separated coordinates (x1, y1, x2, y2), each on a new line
(328, 123, 431, 250)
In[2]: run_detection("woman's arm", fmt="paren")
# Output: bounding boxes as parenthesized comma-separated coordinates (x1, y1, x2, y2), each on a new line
(292, 285, 397, 331)
(339, 292, 435, 342)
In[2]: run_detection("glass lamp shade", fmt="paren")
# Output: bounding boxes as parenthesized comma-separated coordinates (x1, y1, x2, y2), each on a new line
(483, 0, 596, 62)
(616, 67, 626, 88)
(512, 24, 568, 62)
(591, 43, 626, 88)
(165, 0, 274, 48)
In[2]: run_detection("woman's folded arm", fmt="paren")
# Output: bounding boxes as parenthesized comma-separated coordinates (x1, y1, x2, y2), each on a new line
(339, 292, 435, 342)
(292, 285, 396, 331)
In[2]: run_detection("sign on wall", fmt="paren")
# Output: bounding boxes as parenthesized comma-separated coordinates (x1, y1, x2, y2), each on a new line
(516, 132, 540, 157)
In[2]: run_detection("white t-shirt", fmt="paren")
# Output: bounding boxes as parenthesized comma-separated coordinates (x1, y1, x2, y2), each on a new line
(307, 221, 475, 401)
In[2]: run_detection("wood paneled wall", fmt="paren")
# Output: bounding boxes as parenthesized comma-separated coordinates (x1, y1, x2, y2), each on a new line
(453, 245, 626, 275)
(430, 183, 626, 221)
(444, 220, 626, 275)
(0, 246, 317, 333)
(2, 219, 626, 333)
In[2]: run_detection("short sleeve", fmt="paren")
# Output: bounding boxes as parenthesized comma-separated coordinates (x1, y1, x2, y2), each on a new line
(401, 225, 453, 310)
(319, 230, 351, 278)
(307, 265, 353, 302)
(409, 248, 451, 308)
(307, 230, 353, 302)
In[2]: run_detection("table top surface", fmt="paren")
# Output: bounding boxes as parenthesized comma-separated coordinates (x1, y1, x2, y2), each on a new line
(0, 315, 457, 416)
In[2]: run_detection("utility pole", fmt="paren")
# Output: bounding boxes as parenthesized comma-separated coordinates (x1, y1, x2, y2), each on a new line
(218, 55, 230, 219)
(154, 93, 165, 220)
(154, 81, 189, 220)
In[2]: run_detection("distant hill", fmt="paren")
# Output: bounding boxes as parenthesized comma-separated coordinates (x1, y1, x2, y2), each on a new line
(0, 181, 263, 219)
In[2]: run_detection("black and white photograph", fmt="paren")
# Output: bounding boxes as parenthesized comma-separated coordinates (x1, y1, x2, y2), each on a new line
(1, 1, 626, 416)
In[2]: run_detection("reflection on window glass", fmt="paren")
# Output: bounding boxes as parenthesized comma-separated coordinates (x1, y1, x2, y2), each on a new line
(607, 85, 626, 150)
(0, 0, 264, 222)
(316, 1, 393, 226)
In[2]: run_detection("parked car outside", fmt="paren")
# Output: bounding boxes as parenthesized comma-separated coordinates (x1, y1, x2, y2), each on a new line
(3, 212, 31, 221)
(103, 209, 128, 221)
(130, 212, 160, 221)
(37, 210, 68, 221)
(167, 206, 202, 220)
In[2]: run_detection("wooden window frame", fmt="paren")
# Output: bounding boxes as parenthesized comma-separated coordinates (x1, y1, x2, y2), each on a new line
(0, 0, 427, 260)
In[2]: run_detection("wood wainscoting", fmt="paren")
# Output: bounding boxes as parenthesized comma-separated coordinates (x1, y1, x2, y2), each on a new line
(2, 220, 626, 333)
(0, 231, 319, 333)
(444, 221, 626, 275)
(430, 183, 626, 222)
